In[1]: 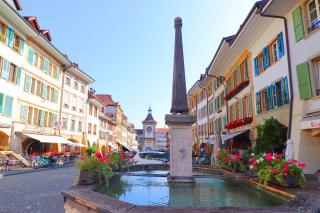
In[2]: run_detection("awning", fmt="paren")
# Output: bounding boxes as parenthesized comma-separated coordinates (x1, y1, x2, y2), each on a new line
(221, 129, 250, 144)
(22, 133, 84, 147)
(107, 142, 117, 149)
(0, 121, 12, 128)
(117, 141, 136, 151)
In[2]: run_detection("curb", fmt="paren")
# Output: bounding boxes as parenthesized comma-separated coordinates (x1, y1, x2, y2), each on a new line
(0, 163, 75, 177)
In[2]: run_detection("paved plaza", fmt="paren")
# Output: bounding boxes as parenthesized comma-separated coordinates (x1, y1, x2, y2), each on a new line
(0, 166, 77, 213)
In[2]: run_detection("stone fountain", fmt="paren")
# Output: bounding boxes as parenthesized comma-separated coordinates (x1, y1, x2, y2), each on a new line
(165, 17, 196, 183)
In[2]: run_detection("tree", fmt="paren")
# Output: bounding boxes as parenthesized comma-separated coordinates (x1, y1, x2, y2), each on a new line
(254, 117, 286, 154)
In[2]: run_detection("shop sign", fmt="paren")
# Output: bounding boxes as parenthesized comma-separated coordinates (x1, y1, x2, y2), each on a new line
(300, 119, 320, 130)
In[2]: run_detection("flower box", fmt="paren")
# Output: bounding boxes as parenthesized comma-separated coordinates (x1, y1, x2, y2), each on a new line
(225, 80, 249, 100)
(78, 171, 97, 185)
(225, 117, 253, 130)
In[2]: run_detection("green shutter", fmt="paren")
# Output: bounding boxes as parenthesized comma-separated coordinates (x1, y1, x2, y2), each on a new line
(27, 46, 34, 64)
(16, 67, 21, 85)
(38, 110, 45, 127)
(20, 105, 29, 123)
(56, 67, 60, 80)
(239, 99, 243, 118)
(42, 83, 48, 99)
(0, 93, 3, 113)
(2, 59, 9, 80)
(54, 90, 59, 103)
(24, 75, 31, 92)
(19, 38, 25, 56)
(244, 58, 249, 80)
(3, 95, 13, 116)
(53, 114, 57, 127)
(292, 6, 304, 42)
(44, 57, 49, 74)
(296, 62, 312, 100)
(237, 65, 241, 84)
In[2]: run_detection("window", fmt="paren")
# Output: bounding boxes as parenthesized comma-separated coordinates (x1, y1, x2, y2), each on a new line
(38, 56, 44, 70)
(33, 52, 38, 67)
(28, 107, 33, 124)
(271, 40, 278, 63)
(36, 80, 42, 96)
(94, 107, 98, 117)
(33, 108, 39, 125)
(44, 111, 48, 127)
(8, 63, 17, 83)
(13, 34, 21, 53)
(1, 95, 13, 117)
(62, 117, 68, 130)
(73, 81, 78, 90)
(65, 77, 71, 86)
(313, 58, 320, 95)
(77, 121, 82, 132)
(307, 0, 320, 31)
(89, 104, 93, 115)
(31, 78, 36, 94)
(88, 123, 92, 134)
(71, 95, 77, 111)
(63, 92, 70, 109)
(50, 87, 55, 102)
(70, 119, 75, 131)
(48, 113, 53, 127)
(0, 22, 6, 43)
(80, 85, 85, 93)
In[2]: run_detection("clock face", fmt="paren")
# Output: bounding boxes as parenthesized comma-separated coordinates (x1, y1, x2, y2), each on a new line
(147, 127, 152, 131)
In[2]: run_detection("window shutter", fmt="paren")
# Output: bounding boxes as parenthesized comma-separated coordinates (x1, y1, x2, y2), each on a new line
(16, 67, 21, 85)
(254, 57, 259, 77)
(263, 46, 270, 69)
(0, 93, 3, 113)
(223, 115, 227, 128)
(5, 27, 11, 47)
(3, 95, 13, 116)
(239, 99, 243, 118)
(237, 65, 241, 84)
(27, 46, 34, 64)
(255, 92, 261, 114)
(296, 62, 312, 100)
(39, 110, 45, 127)
(20, 105, 29, 123)
(273, 83, 278, 108)
(292, 6, 304, 42)
(42, 83, 48, 99)
(53, 114, 57, 127)
(54, 90, 59, 103)
(233, 104, 236, 120)
(56, 67, 60, 80)
(1, 59, 9, 80)
(24, 75, 31, 92)
(277, 32, 285, 57)
(19, 38, 25, 56)
(44, 57, 49, 74)
(248, 94, 252, 117)
(282, 76, 290, 104)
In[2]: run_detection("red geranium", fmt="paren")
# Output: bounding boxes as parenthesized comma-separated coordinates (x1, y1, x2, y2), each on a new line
(95, 152, 102, 158)
(273, 169, 278, 174)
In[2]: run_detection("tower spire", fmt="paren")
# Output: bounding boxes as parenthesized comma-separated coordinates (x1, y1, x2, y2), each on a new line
(170, 17, 189, 114)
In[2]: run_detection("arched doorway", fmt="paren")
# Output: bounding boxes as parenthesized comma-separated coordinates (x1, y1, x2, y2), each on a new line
(22, 138, 51, 155)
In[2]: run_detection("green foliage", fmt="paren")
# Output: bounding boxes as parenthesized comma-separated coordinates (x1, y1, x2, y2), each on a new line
(86, 145, 97, 157)
(216, 150, 245, 173)
(76, 156, 112, 185)
(254, 117, 286, 154)
(108, 151, 129, 171)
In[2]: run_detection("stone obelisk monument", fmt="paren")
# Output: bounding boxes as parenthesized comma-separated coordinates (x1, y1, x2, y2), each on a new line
(166, 17, 196, 183)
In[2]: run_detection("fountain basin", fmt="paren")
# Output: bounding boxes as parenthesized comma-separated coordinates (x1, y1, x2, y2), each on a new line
(62, 165, 300, 212)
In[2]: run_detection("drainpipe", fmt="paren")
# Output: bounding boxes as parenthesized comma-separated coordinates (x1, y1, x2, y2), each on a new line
(58, 64, 75, 136)
(258, 8, 294, 141)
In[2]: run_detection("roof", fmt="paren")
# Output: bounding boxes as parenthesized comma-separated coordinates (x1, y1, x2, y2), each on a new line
(12, 0, 22, 10)
(96, 94, 116, 106)
(40, 30, 52, 41)
(155, 128, 169, 134)
(143, 107, 157, 123)
(23, 16, 41, 32)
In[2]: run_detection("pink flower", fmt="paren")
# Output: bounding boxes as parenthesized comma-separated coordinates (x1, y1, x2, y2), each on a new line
(102, 157, 110, 163)
(283, 164, 288, 168)
(248, 158, 254, 163)
(282, 167, 287, 172)
(292, 160, 298, 163)
(253, 162, 257, 167)
(98, 158, 104, 163)
(265, 153, 272, 161)
(95, 152, 102, 158)
(283, 172, 288, 177)
(273, 169, 279, 174)
(298, 163, 306, 168)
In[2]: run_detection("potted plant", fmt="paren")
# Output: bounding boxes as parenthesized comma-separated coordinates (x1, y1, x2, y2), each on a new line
(216, 150, 245, 173)
(107, 151, 129, 172)
(76, 152, 112, 185)
(248, 153, 306, 187)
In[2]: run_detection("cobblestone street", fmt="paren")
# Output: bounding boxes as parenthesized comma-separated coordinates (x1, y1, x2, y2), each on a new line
(0, 166, 77, 213)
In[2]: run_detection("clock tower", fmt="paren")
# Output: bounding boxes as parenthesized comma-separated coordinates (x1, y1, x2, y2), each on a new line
(142, 107, 157, 151)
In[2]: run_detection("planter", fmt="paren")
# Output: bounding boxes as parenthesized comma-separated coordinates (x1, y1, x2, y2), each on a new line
(271, 175, 301, 188)
(78, 171, 97, 185)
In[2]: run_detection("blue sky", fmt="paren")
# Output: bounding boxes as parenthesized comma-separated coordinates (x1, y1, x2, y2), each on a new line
(20, 0, 257, 128)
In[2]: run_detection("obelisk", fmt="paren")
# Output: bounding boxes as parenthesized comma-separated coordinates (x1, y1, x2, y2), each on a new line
(165, 17, 196, 183)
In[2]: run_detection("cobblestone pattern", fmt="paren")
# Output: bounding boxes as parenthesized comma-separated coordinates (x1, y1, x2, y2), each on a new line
(0, 166, 77, 213)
